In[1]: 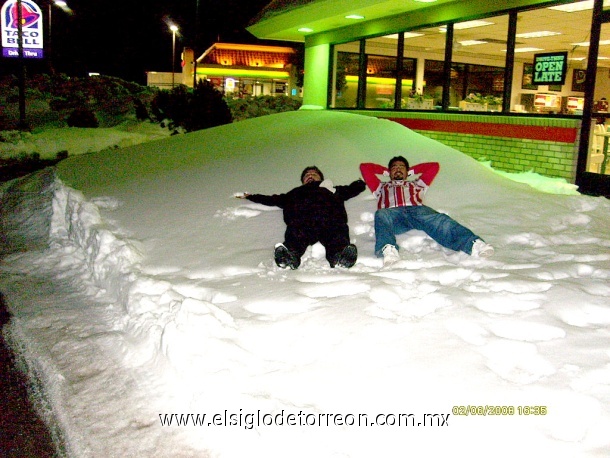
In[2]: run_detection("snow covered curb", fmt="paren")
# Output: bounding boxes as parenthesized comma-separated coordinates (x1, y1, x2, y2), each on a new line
(1, 168, 56, 255)
(3, 316, 69, 457)
(1, 169, 146, 454)
(1, 167, 143, 304)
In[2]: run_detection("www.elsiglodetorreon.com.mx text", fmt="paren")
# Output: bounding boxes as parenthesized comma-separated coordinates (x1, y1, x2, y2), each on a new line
(159, 410, 450, 429)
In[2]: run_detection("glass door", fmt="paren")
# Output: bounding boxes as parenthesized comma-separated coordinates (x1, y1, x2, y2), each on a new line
(577, 0, 610, 197)
(588, 20, 610, 177)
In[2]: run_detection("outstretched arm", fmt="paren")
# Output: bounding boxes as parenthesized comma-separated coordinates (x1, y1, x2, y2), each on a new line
(359, 163, 387, 193)
(335, 179, 366, 201)
(237, 192, 287, 208)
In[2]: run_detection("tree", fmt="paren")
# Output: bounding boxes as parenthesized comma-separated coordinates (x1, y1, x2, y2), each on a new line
(184, 80, 232, 132)
(151, 81, 232, 133)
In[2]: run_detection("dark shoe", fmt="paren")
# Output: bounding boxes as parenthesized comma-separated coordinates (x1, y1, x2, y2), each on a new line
(332, 244, 357, 268)
(274, 243, 300, 270)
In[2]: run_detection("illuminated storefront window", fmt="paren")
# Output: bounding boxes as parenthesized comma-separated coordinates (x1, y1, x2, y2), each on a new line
(330, 38, 416, 109)
(331, 43, 360, 108)
(326, 3, 606, 115)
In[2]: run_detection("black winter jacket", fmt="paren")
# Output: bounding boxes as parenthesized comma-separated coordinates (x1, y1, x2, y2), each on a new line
(246, 179, 366, 227)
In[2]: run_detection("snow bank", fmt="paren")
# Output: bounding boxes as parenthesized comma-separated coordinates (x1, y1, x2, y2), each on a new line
(1, 162, 249, 455)
(0, 168, 56, 255)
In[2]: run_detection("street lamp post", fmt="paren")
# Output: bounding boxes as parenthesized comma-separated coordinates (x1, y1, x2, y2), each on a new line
(17, 0, 26, 129)
(47, 0, 68, 73)
(170, 24, 178, 88)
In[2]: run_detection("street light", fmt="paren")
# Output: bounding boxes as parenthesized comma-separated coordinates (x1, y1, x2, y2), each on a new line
(47, 0, 69, 73)
(169, 24, 178, 87)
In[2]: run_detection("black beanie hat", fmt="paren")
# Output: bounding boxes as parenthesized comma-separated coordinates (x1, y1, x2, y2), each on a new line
(301, 166, 324, 183)
(388, 155, 409, 170)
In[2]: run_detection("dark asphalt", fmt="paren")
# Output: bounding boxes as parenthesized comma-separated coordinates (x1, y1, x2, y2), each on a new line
(0, 292, 57, 457)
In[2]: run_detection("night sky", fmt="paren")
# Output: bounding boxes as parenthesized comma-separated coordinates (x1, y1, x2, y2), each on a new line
(2, 0, 279, 84)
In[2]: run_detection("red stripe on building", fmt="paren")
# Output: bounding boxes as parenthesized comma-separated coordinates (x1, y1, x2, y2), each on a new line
(389, 118, 578, 143)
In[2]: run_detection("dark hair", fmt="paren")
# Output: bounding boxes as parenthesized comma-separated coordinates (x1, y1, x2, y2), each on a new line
(300, 166, 324, 183)
(388, 155, 409, 170)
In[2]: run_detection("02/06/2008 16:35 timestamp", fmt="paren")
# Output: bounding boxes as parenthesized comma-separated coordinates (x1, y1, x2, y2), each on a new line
(452, 405, 548, 416)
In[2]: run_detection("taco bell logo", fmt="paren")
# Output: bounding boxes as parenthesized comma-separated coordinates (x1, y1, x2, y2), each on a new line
(1, 0, 44, 58)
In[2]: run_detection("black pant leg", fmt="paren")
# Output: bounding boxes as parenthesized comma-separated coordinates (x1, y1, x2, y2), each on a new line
(284, 224, 317, 258)
(319, 223, 351, 263)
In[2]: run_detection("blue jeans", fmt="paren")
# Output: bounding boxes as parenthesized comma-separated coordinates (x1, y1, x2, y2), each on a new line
(374, 205, 479, 257)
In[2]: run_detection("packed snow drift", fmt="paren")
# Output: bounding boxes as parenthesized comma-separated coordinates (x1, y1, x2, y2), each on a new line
(1, 110, 610, 457)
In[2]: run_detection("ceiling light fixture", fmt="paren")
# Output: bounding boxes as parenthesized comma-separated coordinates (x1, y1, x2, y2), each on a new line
(572, 39, 610, 46)
(440, 20, 494, 32)
(298, 27, 313, 33)
(510, 47, 544, 53)
(549, 1, 592, 12)
(345, 14, 364, 19)
(384, 32, 424, 39)
(459, 40, 488, 46)
(550, 0, 610, 12)
(516, 31, 561, 38)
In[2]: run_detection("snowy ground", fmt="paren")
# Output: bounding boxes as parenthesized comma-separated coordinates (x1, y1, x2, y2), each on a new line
(0, 120, 171, 160)
(1, 110, 610, 457)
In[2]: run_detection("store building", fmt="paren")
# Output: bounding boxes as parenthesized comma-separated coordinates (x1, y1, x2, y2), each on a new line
(247, 0, 610, 196)
(147, 43, 299, 98)
(194, 43, 298, 97)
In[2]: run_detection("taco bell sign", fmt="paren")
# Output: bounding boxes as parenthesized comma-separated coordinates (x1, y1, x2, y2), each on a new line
(1, 0, 44, 58)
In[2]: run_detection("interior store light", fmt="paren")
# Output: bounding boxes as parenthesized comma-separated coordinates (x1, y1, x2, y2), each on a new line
(548, 0, 610, 13)
(516, 31, 561, 38)
(511, 47, 544, 53)
(459, 40, 488, 46)
(572, 39, 610, 46)
(384, 32, 424, 39)
(440, 20, 494, 31)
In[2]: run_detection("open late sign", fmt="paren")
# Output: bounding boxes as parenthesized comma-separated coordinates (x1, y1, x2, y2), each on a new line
(532, 52, 568, 85)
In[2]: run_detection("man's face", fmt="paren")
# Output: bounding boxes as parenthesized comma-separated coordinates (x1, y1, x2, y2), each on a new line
(389, 161, 408, 181)
(302, 169, 322, 184)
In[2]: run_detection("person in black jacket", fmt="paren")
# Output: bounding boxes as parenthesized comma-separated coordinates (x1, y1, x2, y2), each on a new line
(237, 166, 366, 269)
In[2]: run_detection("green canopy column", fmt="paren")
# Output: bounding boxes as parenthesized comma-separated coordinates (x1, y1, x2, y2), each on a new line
(302, 41, 330, 109)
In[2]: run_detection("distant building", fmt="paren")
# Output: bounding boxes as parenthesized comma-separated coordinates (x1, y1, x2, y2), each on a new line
(147, 43, 300, 98)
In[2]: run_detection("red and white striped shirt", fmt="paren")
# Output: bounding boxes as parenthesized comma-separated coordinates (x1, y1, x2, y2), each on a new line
(360, 162, 440, 210)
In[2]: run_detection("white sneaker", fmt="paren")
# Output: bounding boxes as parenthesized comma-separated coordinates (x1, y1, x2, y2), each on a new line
(382, 244, 400, 266)
(471, 239, 494, 258)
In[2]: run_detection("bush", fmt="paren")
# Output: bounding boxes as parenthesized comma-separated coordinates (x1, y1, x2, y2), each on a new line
(225, 94, 302, 122)
(134, 98, 150, 121)
(151, 81, 232, 133)
(0, 73, 158, 129)
(0, 74, 301, 132)
(67, 108, 99, 128)
(184, 80, 232, 132)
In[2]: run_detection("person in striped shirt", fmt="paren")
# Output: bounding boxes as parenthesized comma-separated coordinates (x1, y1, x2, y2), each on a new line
(360, 156, 494, 266)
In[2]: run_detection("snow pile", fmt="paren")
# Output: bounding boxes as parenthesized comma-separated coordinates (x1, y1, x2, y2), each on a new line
(482, 163, 580, 195)
(1, 110, 610, 457)
(1, 168, 56, 254)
